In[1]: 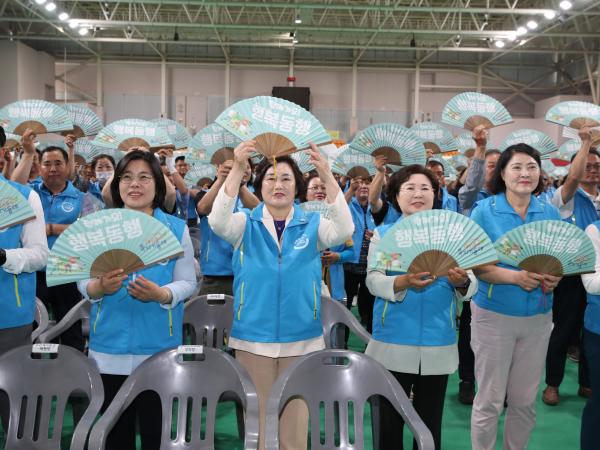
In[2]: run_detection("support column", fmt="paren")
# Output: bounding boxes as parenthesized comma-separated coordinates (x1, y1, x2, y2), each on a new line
(288, 49, 295, 87)
(350, 62, 358, 137)
(96, 56, 103, 107)
(476, 65, 483, 93)
(224, 59, 231, 107)
(413, 64, 421, 124)
(160, 58, 167, 117)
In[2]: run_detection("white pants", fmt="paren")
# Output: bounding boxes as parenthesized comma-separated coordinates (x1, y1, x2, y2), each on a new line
(470, 303, 552, 450)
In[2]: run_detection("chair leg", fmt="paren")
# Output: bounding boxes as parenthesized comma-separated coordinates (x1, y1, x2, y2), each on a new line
(235, 401, 245, 439)
(370, 396, 381, 450)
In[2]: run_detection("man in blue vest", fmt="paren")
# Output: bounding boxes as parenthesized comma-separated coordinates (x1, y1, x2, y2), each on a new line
(543, 127, 596, 405)
(426, 158, 460, 212)
(14, 132, 85, 352)
(0, 127, 49, 428)
(174, 155, 199, 228)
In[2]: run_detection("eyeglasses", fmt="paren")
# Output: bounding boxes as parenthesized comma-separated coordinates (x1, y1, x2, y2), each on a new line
(399, 186, 434, 195)
(307, 185, 326, 192)
(119, 174, 154, 185)
(264, 175, 294, 185)
(585, 164, 600, 172)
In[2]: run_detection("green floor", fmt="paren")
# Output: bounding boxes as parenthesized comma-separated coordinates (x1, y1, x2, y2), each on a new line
(0, 317, 587, 449)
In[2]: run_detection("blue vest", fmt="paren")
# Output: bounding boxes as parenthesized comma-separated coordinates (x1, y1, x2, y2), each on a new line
(584, 222, 600, 335)
(328, 242, 354, 300)
(348, 197, 376, 263)
(442, 187, 459, 213)
(33, 181, 83, 249)
(371, 221, 457, 346)
(0, 179, 37, 329)
(564, 188, 599, 230)
(187, 192, 198, 221)
(231, 203, 322, 343)
(89, 209, 186, 355)
(198, 197, 244, 276)
(381, 203, 401, 225)
(87, 181, 104, 203)
(470, 193, 561, 317)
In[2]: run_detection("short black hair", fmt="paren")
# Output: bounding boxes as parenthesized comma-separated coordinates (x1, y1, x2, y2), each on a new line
(110, 149, 166, 210)
(485, 149, 502, 159)
(91, 153, 116, 171)
(253, 155, 306, 201)
(175, 155, 185, 163)
(426, 159, 444, 173)
(570, 148, 600, 163)
(40, 146, 69, 163)
(0, 126, 5, 148)
(489, 144, 543, 195)
(386, 164, 440, 213)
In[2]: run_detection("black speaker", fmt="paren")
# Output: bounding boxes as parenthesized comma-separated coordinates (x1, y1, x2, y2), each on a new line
(271, 87, 310, 111)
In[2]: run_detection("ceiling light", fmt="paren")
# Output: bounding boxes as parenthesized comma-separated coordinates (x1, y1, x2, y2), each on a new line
(494, 40, 505, 48)
(45, 2, 56, 11)
(527, 20, 538, 29)
(292, 38, 298, 44)
(559, 0, 573, 10)
(295, 15, 302, 24)
(544, 10, 557, 19)
(58, 12, 69, 21)
(68, 19, 79, 29)
(507, 32, 517, 42)
(516, 26, 528, 36)
(78, 27, 88, 36)
(34, 0, 46, 4)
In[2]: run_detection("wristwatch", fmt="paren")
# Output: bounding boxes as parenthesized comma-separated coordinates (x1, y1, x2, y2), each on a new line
(0, 249, 6, 266)
(456, 278, 471, 290)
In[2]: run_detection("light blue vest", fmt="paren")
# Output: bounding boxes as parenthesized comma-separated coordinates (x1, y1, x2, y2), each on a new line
(231, 203, 322, 343)
(328, 242, 354, 300)
(348, 197, 376, 263)
(0, 179, 37, 329)
(371, 221, 457, 346)
(33, 180, 83, 249)
(89, 209, 186, 355)
(442, 187, 459, 213)
(470, 193, 561, 317)
(564, 188, 599, 230)
(584, 222, 600, 335)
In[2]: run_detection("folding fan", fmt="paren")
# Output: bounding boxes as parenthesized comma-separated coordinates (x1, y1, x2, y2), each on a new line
(46, 209, 184, 287)
(93, 119, 173, 152)
(0, 179, 36, 230)
(290, 148, 330, 174)
(451, 154, 468, 170)
(300, 201, 331, 219)
(214, 96, 331, 159)
(369, 209, 498, 276)
(349, 123, 426, 167)
(74, 138, 123, 163)
(184, 163, 217, 186)
(411, 122, 458, 154)
(62, 104, 103, 138)
(455, 132, 477, 157)
(332, 145, 377, 178)
(4, 133, 21, 149)
(151, 118, 192, 150)
(499, 129, 558, 156)
(187, 123, 241, 166)
(494, 220, 596, 276)
(545, 101, 600, 129)
(442, 92, 513, 130)
(0, 99, 73, 135)
(552, 139, 581, 165)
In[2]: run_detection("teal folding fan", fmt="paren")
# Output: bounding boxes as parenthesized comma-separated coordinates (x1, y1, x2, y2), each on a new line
(184, 163, 217, 186)
(0, 99, 73, 135)
(332, 145, 377, 178)
(215, 96, 331, 159)
(499, 129, 558, 157)
(93, 119, 173, 152)
(74, 138, 123, 163)
(300, 200, 331, 219)
(411, 122, 458, 154)
(494, 220, 596, 276)
(0, 179, 36, 230)
(555, 139, 580, 163)
(4, 133, 21, 149)
(455, 132, 477, 156)
(187, 123, 241, 166)
(546, 101, 600, 129)
(442, 92, 513, 130)
(151, 118, 192, 150)
(46, 209, 184, 287)
(63, 104, 103, 138)
(370, 209, 498, 276)
(349, 123, 426, 167)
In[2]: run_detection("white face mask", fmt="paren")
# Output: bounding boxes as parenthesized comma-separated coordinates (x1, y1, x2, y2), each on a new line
(96, 170, 114, 186)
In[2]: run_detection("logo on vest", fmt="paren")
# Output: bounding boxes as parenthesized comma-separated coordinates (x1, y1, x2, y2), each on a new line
(61, 201, 74, 213)
(293, 234, 309, 250)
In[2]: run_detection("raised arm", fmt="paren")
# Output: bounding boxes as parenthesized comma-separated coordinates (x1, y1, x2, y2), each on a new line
(368, 155, 387, 213)
(560, 126, 592, 205)
(11, 130, 36, 185)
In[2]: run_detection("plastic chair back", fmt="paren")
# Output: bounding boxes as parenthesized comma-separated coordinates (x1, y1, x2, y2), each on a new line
(183, 294, 234, 348)
(265, 349, 435, 450)
(0, 344, 104, 450)
(320, 296, 371, 348)
(38, 300, 91, 344)
(31, 298, 49, 342)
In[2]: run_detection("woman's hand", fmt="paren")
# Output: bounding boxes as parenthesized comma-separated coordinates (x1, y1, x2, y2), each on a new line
(307, 143, 329, 175)
(373, 155, 388, 173)
(233, 140, 256, 170)
(395, 272, 435, 291)
(64, 133, 77, 150)
(514, 270, 544, 291)
(127, 275, 170, 303)
(472, 124, 488, 148)
(21, 129, 36, 155)
(447, 268, 469, 287)
(321, 250, 340, 265)
(99, 269, 128, 295)
(541, 274, 562, 293)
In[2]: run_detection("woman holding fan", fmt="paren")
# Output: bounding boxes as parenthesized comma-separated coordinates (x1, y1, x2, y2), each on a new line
(468, 144, 562, 450)
(365, 164, 477, 450)
(208, 141, 353, 450)
(77, 150, 197, 450)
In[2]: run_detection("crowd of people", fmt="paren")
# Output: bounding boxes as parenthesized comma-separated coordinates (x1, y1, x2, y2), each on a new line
(0, 121, 598, 450)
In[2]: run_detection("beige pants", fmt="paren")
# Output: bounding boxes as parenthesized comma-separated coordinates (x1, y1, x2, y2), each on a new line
(236, 350, 309, 450)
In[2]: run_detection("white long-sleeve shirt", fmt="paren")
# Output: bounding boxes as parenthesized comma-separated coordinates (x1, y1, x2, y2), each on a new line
(3, 189, 49, 274)
(208, 186, 354, 357)
(582, 224, 600, 295)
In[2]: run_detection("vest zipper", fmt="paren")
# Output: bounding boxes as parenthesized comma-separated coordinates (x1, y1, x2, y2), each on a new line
(168, 306, 173, 337)
(239, 243, 244, 266)
(276, 252, 282, 339)
(381, 300, 389, 326)
(205, 238, 210, 262)
(487, 283, 494, 299)
(313, 281, 317, 320)
(13, 275, 21, 307)
(93, 300, 103, 333)
(236, 281, 245, 320)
